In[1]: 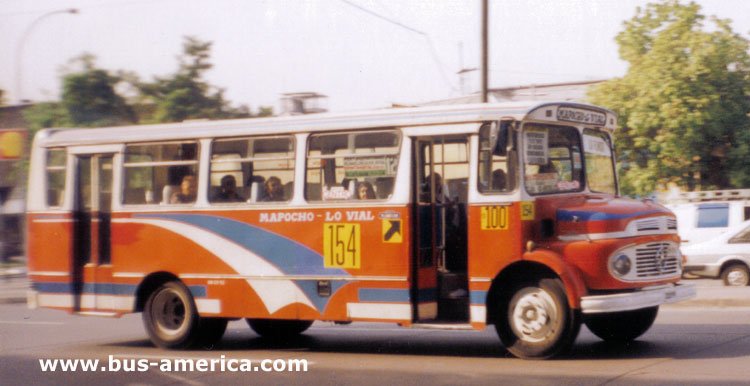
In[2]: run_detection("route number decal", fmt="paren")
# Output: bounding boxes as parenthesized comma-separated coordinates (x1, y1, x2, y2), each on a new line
(481, 206, 509, 230)
(521, 201, 535, 221)
(324, 223, 361, 268)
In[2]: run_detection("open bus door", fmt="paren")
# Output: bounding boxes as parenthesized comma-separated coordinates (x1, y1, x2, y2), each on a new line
(413, 137, 469, 323)
(72, 153, 114, 312)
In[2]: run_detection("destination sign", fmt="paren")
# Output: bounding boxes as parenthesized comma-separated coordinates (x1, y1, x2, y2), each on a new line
(557, 107, 606, 126)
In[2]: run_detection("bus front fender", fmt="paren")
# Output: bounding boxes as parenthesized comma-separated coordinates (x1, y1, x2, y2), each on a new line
(522, 249, 588, 309)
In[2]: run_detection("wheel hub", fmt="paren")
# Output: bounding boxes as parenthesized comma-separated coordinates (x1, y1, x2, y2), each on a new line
(510, 287, 558, 343)
(153, 290, 186, 333)
(727, 270, 749, 286)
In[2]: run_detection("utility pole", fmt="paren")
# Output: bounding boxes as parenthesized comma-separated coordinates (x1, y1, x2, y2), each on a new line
(481, 0, 489, 103)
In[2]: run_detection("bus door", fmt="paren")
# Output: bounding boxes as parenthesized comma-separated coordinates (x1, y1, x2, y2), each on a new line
(413, 136, 469, 322)
(72, 153, 114, 312)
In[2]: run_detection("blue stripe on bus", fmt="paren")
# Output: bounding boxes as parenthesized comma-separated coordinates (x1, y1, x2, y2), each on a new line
(31, 282, 207, 297)
(358, 288, 410, 302)
(357, 288, 440, 303)
(470, 290, 487, 305)
(557, 209, 662, 222)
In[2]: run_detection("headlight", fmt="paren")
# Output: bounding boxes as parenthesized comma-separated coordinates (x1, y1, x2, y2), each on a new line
(611, 254, 632, 277)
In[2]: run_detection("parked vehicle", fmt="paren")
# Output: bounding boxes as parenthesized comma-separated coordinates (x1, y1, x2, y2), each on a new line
(662, 189, 750, 246)
(682, 219, 750, 286)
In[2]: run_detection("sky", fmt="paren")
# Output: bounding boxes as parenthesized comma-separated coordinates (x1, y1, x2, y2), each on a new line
(1, 0, 749, 113)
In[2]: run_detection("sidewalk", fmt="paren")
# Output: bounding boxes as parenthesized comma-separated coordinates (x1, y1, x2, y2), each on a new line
(0, 255, 28, 304)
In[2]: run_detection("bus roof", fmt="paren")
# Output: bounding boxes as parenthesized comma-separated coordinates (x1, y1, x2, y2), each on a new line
(33, 101, 616, 147)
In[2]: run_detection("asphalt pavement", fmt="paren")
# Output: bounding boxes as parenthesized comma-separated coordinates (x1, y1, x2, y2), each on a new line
(2, 256, 749, 307)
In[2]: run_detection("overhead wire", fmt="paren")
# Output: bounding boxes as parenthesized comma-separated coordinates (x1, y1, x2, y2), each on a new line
(339, 0, 457, 92)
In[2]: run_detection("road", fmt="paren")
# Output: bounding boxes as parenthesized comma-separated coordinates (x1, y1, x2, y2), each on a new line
(2, 299, 750, 385)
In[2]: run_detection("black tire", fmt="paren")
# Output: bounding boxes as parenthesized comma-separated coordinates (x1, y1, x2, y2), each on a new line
(195, 317, 229, 349)
(721, 264, 750, 287)
(584, 306, 658, 342)
(495, 278, 581, 359)
(143, 281, 199, 349)
(246, 319, 313, 338)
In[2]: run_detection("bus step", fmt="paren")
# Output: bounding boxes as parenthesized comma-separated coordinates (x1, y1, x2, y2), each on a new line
(75, 311, 119, 317)
(409, 323, 474, 331)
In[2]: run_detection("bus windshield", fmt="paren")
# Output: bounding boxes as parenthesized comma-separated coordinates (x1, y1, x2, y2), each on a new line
(523, 123, 583, 195)
(523, 124, 617, 195)
(583, 128, 616, 195)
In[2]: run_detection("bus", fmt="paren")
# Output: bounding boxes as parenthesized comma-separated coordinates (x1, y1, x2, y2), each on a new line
(25, 102, 694, 359)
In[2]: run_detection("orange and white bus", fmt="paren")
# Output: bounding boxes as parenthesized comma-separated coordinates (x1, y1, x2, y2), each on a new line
(26, 102, 694, 359)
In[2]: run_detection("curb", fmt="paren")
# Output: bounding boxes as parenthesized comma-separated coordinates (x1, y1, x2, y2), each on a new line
(0, 267, 27, 279)
(0, 296, 27, 305)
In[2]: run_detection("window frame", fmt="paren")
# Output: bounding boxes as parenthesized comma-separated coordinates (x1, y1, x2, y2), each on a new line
(305, 129, 401, 202)
(521, 123, 585, 196)
(208, 135, 296, 205)
(45, 148, 68, 209)
(121, 140, 201, 206)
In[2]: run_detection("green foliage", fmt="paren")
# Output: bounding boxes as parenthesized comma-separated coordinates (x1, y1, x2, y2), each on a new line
(257, 106, 274, 117)
(61, 54, 136, 127)
(589, 0, 750, 196)
(22, 102, 70, 136)
(138, 37, 250, 123)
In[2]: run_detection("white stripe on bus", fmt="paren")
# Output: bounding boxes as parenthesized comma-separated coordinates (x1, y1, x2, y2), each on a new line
(113, 218, 316, 314)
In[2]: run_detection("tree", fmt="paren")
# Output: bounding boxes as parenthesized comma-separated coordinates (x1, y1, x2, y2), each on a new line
(588, 0, 750, 196)
(138, 36, 250, 123)
(61, 54, 136, 127)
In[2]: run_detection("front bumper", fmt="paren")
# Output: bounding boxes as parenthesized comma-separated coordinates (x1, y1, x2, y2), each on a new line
(580, 283, 695, 314)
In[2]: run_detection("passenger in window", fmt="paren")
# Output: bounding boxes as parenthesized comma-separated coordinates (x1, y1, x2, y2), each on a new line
(213, 175, 244, 203)
(491, 169, 507, 191)
(167, 144, 197, 185)
(357, 181, 377, 200)
(261, 176, 285, 202)
(170, 174, 197, 204)
(424, 173, 449, 203)
(538, 163, 557, 175)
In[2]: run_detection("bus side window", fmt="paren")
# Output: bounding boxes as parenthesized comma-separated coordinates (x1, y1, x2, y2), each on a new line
(45, 148, 67, 208)
(123, 142, 199, 206)
(306, 130, 400, 202)
(210, 136, 295, 204)
(478, 123, 516, 194)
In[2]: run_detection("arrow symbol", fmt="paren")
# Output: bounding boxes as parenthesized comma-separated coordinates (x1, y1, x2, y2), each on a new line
(384, 220, 401, 241)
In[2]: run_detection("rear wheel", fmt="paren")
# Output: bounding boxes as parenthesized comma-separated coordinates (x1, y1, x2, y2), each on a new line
(495, 278, 581, 359)
(246, 319, 313, 338)
(143, 281, 198, 349)
(721, 264, 750, 287)
(143, 281, 227, 349)
(584, 306, 658, 342)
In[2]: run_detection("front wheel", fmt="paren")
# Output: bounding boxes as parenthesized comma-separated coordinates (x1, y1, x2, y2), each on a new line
(495, 278, 581, 359)
(722, 264, 750, 287)
(246, 319, 313, 338)
(584, 306, 658, 342)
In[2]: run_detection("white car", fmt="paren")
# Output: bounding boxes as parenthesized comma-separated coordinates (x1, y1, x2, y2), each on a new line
(682, 219, 750, 286)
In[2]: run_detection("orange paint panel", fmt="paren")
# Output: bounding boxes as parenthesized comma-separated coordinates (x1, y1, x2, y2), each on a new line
(467, 202, 526, 279)
(26, 214, 73, 273)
